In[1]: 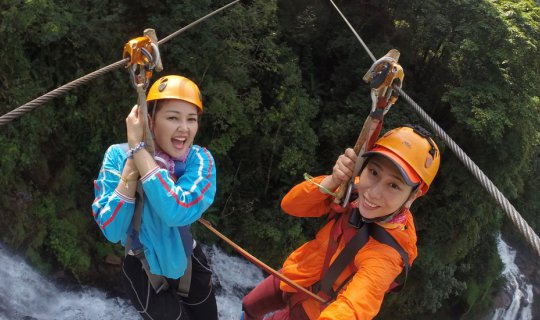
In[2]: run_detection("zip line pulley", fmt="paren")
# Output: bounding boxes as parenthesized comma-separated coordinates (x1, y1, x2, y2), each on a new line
(0, 0, 246, 127)
(335, 49, 404, 206)
(0, 0, 537, 308)
(327, 0, 540, 257)
(123, 29, 163, 90)
(122, 29, 165, 155)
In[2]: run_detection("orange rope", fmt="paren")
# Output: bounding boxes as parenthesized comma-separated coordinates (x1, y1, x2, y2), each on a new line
(198, 218, 326, 304)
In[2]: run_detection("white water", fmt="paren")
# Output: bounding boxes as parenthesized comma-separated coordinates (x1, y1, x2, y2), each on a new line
(491, 234, 534, 320)
(0, 244, 263, 320)
(1, 236, 533, 320)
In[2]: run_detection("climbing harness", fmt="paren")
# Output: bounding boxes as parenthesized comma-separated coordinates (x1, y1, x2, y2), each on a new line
(121, 28, 171, 293)
(120, 142, 194, 296)
(277, 194, 411, 311)
(288, 207, 410, 307)
(328, 0, 540, 257)
(334, 49, 404, 206)
(121, 31, 205, 296)
(317, 208, 410, 299)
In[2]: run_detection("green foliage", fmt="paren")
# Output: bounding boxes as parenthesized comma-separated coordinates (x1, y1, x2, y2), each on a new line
(48, 218, 91, 278)
(0, 0, 538, 318)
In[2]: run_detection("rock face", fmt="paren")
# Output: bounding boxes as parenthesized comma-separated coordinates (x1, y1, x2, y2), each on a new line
(492, 287, 513, 310)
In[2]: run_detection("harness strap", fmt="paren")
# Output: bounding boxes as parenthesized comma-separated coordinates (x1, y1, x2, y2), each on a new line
(176, 257, 192, 297)
(370, 223, 410, 292)
(314, 216, 411, 303)
(120, 143, 193, 295)
(134, 249, 170, 293)
(124, 181, 144, 256)
(319, 213, 341, 283)
(316, 221, 370, 300)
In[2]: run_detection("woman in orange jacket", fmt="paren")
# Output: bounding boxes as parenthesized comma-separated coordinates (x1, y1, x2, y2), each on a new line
(242, 125, 441, 319)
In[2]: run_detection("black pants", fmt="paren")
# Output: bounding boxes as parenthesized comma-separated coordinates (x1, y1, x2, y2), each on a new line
(122, 244, 218, 320)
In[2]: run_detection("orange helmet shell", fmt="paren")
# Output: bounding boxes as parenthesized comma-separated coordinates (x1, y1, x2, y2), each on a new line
(364, 126, 441, 195)
(147, 75, 203, 113)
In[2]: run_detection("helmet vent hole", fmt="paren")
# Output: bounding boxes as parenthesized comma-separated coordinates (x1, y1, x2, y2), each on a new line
(425, 157, 433, 169)
(158, 78, 168, 92)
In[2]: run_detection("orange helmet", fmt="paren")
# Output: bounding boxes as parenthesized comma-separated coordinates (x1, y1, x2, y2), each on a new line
(363, 125, 440, 195)
(147, 75, 203, 113)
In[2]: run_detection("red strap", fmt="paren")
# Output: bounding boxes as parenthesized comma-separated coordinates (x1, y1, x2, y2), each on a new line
(319, 212, 344, 280)
(366, 120, 383, 150)
(329, 202, 347, 213)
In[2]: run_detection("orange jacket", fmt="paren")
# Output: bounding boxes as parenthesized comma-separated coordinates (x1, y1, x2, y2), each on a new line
(280, 176, 418, 320)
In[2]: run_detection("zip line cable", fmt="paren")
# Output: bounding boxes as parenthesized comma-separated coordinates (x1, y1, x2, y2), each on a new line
(328, 0, 540, 257)
(396, 87, 540, 258)
(0, 0, 329, 303)
(158, 0, 240, 45)
(327, 0, 376, 62)
(1, 0, 537, 294)
(0, 0, 242, 127)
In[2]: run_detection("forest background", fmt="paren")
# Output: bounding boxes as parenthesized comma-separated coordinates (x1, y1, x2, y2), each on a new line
(0, 0, 539, 318)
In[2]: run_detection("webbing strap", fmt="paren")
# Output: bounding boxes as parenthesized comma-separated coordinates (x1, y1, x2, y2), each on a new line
(125, 183, 172, 294)
(136, 250, 170, 294)
(319, 214, 341, 282)
(125, 182, 194, 295)
(317, 223, 410, 300)
(120, 143, 194, 295)
(370, 224, 410, 292)
(176, 257, 193, 297)
(125, 182, 145, 256)
(317, 222, 370, 298)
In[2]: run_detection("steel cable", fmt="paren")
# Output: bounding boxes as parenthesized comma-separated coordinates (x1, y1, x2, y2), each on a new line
(0, 0, 241, 127)
(0, 60, 127, 127)
(396, 87, 540, 257)
(329, 0, 540, 257)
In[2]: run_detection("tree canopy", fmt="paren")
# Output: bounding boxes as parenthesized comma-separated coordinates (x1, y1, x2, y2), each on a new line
(0, 0, 538, 318)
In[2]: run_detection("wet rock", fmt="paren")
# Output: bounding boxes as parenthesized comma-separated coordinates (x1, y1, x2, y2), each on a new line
(492, 286, 513, 310)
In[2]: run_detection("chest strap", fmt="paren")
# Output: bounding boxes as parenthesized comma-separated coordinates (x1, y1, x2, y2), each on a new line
(315, 213, 410, 302)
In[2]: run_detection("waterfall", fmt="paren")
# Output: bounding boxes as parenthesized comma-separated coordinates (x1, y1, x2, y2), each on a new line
(0, 244, 263, 320)
(491, 234, 534, 320)
(205, 245, 265, 319)
(1, 235, 535, 319)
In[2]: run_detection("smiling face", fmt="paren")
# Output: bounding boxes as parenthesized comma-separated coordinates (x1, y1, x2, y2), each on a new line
(355, 155, 415, 219)
(151, 99, 199, 159)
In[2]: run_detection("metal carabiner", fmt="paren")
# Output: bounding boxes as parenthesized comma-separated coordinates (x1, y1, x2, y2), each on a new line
(363, 50, 404, 115)
(123, 35, 161, 89)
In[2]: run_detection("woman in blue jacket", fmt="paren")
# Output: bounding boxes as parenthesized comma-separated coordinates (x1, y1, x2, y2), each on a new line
(92, 75, 217, 320)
